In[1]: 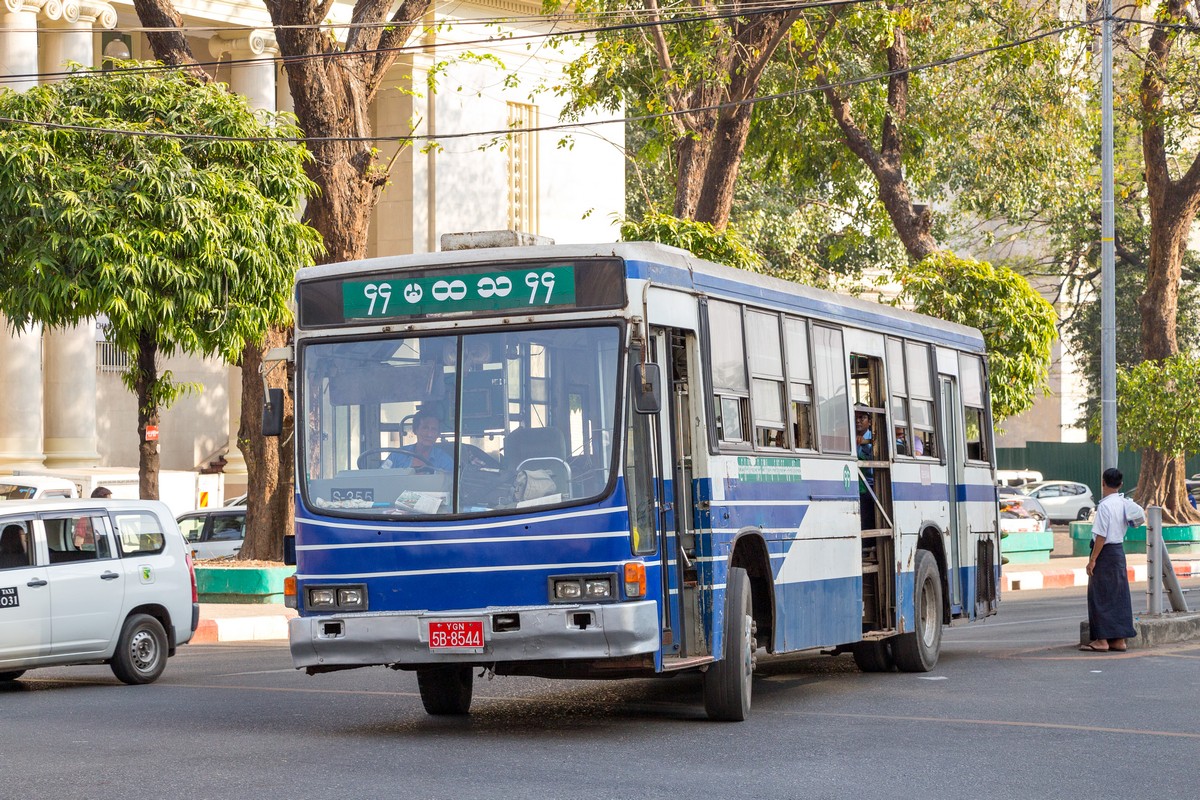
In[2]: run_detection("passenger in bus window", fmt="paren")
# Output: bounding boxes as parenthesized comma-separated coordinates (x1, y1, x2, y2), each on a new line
(855, 411, 874, 460)
(384, 410, 454, 472)
(894, 426, 908, 456)
(913, 432, 926, 456)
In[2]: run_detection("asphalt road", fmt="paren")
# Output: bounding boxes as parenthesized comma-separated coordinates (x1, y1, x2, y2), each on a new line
(4, 581, 1198, 800)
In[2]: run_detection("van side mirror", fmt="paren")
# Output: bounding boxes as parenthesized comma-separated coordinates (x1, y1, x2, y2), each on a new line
(262, 387, 284, 437)
(633, 362, 661, 414)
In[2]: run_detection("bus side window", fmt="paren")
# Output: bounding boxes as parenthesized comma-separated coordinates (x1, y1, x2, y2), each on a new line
(959, 353, 988, 462)
(813, 325, 851, 453)
(784, 318, 814, 450)
(708, 301, 750, 446)
(746, 310, 786, 449)
(906, 342, 937, 458)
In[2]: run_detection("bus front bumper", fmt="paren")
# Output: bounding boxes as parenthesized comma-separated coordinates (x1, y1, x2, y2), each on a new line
(288, 600, 660, 669)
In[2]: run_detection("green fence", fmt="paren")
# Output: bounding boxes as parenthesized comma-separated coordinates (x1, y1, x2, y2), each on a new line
(996, 442, 1200, 499)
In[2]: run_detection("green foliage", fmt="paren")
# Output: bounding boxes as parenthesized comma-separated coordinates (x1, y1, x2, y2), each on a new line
(619, 212, 764, 272)
(0, 63, 324, 376)
(897, 252, 1056, 421)
(1116, 355, 1200, 459)
(1063, 208, 1200, 439)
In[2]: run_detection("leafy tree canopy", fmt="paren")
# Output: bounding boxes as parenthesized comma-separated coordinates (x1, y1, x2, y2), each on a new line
(1117, 354, 1200, 461)
(0, 63, 323, 362)
(897, 252, 1057, 421)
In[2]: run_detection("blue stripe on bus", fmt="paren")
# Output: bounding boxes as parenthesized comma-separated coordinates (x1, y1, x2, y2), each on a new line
(715, 479, 856, 502)
(771, 574, 864, 651)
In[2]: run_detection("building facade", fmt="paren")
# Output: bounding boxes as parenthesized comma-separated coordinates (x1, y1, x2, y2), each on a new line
(0, 0, 625, 491)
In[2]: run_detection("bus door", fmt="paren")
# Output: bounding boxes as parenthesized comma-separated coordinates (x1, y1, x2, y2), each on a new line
(938, 376, 965, 608)
(648, 326, 704, 662)
(845, 330, 895, 632)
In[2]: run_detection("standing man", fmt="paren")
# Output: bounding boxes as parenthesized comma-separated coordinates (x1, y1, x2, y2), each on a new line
(1081, 468, 1139, 652)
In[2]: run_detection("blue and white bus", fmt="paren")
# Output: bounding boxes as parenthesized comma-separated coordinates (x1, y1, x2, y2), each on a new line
(277, 239, 1000, 721)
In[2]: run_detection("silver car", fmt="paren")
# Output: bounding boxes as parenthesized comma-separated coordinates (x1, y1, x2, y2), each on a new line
(176, 508, 245, 560)
(1022, 481, 1095, 523)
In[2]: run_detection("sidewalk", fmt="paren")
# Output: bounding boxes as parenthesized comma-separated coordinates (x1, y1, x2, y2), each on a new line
(192, 602, 297, 644)
(190, 553, 1200, 644)
(1002, 552, 1200, 592)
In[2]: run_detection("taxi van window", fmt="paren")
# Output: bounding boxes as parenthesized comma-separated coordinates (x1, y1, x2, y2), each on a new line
(45, 516, 113, 564)
(112, 512, 166, 555)
(0, 520, 33, 569)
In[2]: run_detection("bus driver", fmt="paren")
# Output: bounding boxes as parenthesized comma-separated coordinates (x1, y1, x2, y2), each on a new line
(384, 410, 454, 472)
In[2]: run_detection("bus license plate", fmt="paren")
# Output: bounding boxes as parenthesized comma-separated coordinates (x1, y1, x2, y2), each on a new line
(428, 620, 484, 652)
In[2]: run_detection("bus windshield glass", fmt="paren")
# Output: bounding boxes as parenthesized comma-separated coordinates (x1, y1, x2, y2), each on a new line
(300, 324, 622, 518)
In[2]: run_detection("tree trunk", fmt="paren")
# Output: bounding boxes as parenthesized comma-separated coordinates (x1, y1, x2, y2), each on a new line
(236, 329, 292, 561)
(818, 25, 938, 263)
(1134, 0, 1200, 524)
(132, 331, 160, 501)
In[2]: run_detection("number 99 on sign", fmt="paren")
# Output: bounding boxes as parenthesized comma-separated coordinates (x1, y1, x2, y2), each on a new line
(362, 283, 393, 316)
(525, 271, 557, 304)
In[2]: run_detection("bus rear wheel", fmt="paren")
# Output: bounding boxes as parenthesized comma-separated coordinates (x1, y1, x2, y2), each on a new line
(893, 550, 943, 672)
(417, 665, 474, 715)
(851, 640, 894, 672)
(703, 566, 756, 721)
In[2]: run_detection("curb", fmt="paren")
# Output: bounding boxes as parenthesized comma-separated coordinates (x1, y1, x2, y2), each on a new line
(1003, 560, 1200, 592)
(190, 615, 291, 644)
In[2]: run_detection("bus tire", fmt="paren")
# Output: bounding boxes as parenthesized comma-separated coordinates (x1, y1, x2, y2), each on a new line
(417, 665, 474, 715)
(0, 670, 26, 682)
(893, 550, 943, 672)
(851, 640, 894, 672)
(703, 566, 755, 721)
(110, 613, 168, 685)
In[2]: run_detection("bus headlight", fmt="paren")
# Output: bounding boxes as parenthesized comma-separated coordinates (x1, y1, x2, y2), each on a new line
(305, 584, 367, 611)
(554, 580, 583, 600)
(584, 579, 612, 599)
(550, 575, 615, 603)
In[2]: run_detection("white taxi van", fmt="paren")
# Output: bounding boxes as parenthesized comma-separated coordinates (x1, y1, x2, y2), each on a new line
(0, 499, 197, 684)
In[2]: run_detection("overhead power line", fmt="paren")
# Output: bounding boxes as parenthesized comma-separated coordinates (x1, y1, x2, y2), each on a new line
(0, 17, 1096, 147)
(0, 0, 882, 86)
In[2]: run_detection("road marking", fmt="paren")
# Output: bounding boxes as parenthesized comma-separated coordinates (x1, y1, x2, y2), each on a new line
(779, 710, 1200, 739)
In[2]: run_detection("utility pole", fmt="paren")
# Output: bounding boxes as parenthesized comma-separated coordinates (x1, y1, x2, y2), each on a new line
(1100, 0, 1117, 471)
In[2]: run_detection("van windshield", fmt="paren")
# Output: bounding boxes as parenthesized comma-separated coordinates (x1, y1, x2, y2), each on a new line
(299, 324, 622, 518)
(0, 484, 37, 501)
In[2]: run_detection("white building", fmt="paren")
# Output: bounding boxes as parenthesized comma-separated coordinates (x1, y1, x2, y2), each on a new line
(0, 0, 625, 494)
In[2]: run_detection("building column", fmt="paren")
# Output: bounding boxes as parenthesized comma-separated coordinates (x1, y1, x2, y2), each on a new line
(40, 1, 115, 469)
(209, 30, 279, 487)
(1, 0, 47, 93)
(0, 2, 50, 470)
(39, 1, 116, 79)
(0, 323, 46, 471)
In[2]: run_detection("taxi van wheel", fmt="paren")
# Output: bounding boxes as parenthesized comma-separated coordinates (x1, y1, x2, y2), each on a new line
(111, 613, 168, 685)
(0, 670, 26, 682)
(417, 665, 474, 715)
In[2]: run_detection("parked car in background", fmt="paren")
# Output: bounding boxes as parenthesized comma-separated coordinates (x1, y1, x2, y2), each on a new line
(0, 498, 196, 685)
(998, 488, 1050, 532)
(1021, 480, 1095, 522)
(0, 475, 78, 500)
(995, 470, 1044, 489)
(176, 507, 246, 560)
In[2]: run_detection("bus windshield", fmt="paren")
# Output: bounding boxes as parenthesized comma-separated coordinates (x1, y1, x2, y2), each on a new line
(300, 324, 622, 518)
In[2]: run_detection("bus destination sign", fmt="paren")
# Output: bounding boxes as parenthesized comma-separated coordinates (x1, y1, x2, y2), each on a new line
(344, 265, 577, 320)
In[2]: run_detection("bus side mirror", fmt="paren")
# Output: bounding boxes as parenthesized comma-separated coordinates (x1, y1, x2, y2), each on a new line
(262, 388, 284, 437)
(633, 362, 661, 414)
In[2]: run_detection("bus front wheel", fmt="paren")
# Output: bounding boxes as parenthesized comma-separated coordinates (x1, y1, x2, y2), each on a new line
(892, 550, 943, 672)
(703, 566, 756, 721)
(417, 665, 474, 715)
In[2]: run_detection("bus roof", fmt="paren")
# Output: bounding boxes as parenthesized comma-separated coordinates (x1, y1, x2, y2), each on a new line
(297, 241, 986, 352)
